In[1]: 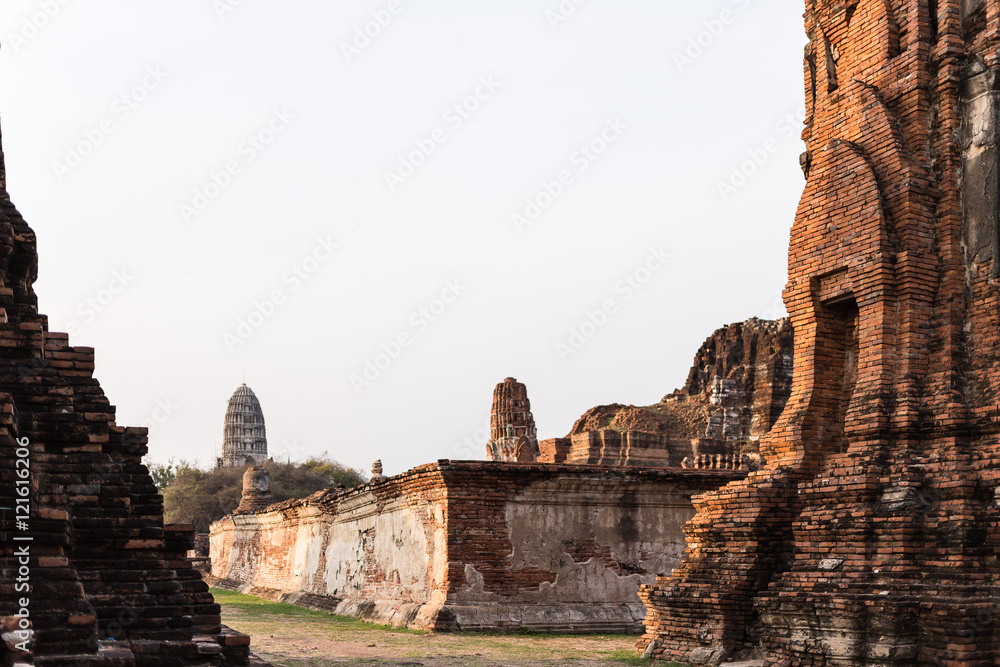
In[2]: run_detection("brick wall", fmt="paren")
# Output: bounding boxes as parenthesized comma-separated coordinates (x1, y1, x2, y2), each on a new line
(210, 461, 739, 633)
(213, 464, 449, 626)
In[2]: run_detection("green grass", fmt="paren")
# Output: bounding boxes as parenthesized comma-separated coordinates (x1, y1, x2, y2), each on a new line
(209, 588, 424, 634)
(212, 587, 648, 665)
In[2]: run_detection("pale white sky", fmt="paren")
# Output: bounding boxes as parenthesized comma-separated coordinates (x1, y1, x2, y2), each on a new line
(0, 0, 804, 475)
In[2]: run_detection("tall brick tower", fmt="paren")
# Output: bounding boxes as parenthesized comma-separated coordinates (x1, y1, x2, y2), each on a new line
(0, 121, 251, 663)
(640, 1, 1000, 664)
(217, 383, 267, 468)
(486, 378, 539, 462)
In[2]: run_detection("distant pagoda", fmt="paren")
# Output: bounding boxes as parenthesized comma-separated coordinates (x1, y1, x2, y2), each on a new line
(216, 383, 268, 468)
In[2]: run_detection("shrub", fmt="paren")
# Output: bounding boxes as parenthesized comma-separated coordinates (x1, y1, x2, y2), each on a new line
(155, 456, 367, 531)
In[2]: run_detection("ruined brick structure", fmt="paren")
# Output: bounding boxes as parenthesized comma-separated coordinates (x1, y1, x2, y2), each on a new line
(640, 1, 1000, 664)
(541, 318, 793, 470)
(210, 461, 741, 633)
(235, 466, 272, 514)
(676, 317, 793, 445)
(216, 384, 267, 469)
(486, 378, 539, 463)
(539, 429, 753, 469)
(0, 123, 251, 664)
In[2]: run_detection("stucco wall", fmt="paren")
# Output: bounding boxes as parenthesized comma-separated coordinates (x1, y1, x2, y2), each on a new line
(210, 461, 739, 632)
(211, 466, 449, 627)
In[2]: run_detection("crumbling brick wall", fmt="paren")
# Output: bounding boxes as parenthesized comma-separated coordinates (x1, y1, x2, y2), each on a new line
(540, 431, 740, 469)
(210, 461, 740, 633)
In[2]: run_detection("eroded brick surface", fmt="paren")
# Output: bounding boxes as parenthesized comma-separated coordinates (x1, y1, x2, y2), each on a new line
(486, 378, 539, 463)
(641, 2, 1000, 665)
(235, 467, 273, 514)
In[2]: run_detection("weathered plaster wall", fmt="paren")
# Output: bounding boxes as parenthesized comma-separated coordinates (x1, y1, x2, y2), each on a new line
(210, 461, 739, 632)
(211, 466, 448, 627)
(442, 472, 702, 632)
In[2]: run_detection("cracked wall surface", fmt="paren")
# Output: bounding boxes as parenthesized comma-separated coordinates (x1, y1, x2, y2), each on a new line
(209, 461, 739, 633)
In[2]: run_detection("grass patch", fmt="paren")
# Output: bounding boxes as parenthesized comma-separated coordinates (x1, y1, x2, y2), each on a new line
(209, 588, 423, 634)
(213, 587, 644, 665)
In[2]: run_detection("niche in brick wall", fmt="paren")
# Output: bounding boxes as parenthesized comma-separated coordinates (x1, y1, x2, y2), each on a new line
(824, 34, 839, 92)
(816, 296, 859, 456)
(886, 0, 908, 57)
(807, 43, 818, 121)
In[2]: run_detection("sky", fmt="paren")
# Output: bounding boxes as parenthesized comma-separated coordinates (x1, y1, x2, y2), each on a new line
(0, 0, 806, 476)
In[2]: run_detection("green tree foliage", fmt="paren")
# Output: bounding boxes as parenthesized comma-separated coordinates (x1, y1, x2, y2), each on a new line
(148, 458, 188, 491)
(155, 456, 367, 532)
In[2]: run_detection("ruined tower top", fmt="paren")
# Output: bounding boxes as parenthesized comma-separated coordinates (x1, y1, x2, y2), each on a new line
(486, 377, 539, 462)
(235, 465, 273, 513)
(0, 118, 40, 325)
(217, 383, 267, 468)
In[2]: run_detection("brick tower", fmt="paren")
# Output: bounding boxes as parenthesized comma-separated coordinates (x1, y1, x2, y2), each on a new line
(640, 1, 1000, 664)
(235, 466, 273, 514)
(0, 120, 251, 663)
(486, 378, 538, 462)
(217, 383, 267, 469)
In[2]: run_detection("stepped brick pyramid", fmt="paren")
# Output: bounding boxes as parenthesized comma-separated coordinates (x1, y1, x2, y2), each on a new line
(640, 0, 1000, 665)
(0, 121, 251, 665)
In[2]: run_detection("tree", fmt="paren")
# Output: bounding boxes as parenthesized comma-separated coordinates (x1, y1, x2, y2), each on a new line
(148, 458, 191, 491)
(155, 456, 367, 532)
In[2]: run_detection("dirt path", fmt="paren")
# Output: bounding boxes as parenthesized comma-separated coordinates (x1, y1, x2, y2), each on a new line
(212, 589, 657, 667)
